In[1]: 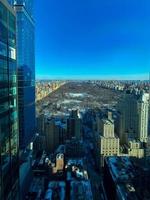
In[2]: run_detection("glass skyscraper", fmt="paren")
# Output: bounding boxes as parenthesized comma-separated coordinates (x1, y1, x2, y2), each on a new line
(0, 0, 19, 199)
(9, 0, 35, 149)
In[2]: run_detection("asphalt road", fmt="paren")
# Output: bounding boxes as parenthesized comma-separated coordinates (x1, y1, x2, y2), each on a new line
(83, 125, 108, 200)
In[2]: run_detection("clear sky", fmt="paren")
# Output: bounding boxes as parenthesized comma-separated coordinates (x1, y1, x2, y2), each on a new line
(35, 0, 150, 80)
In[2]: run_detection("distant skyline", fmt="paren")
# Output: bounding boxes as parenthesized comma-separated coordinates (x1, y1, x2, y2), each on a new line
(35, 0, 150, 80)
(36, 73, 149, 81)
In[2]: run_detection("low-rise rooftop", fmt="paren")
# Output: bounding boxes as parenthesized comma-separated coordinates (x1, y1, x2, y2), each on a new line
(70, 181, 93, 200)
(45, 181, 66, 200)
(105, 156, 138, 200)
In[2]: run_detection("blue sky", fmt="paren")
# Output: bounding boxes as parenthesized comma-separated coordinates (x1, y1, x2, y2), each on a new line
(35, 0, 150, 80)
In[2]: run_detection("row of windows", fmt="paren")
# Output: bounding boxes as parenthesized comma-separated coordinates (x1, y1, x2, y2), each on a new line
(0, 2, 15, 30)
(0, 2, 18, 200)
(0, 77, 16, 84)
(0, 41, 16, 59)
(102, 153, 118, 156)
(0, 57, 16, 71)
(0, 87, 16, 99)
(0, 98, 17, 114)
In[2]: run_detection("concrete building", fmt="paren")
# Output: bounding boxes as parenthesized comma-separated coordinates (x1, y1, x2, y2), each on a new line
(33, 134, 46, 152)
(97, 118, 115, 138)
(37, 114, 45, 135)
(127, 139, 144, 158)
(45, 119, 59, 153)
(36, 115, 67, 153)
(67, 110, 81, 140)
(137, 93, 149, 142)
(104, 156, 150, 200)
(65, 139, 84, 158)
(117, 92, 149, 144)
(117, 93, 138, 144)
(95, 114, 120, 167)
(103, 157, 138, 200)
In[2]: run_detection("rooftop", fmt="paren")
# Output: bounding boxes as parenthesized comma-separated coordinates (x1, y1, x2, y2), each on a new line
(66, 159, 88, 181)
(45, 181, 66, 200)
(101, 118, 114, 125)
(70, 181, 93, 200)
(105, 156, 138, 200)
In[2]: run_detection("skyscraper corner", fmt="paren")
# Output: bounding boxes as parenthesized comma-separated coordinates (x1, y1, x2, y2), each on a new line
(8, 0, 36, 149)
(0, 0, 19, 199)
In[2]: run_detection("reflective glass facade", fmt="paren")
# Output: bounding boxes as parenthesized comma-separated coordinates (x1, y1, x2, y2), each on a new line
(0, 0, 19, 199)
(9, 0, 35, 149)
(8, 0, 34, 17)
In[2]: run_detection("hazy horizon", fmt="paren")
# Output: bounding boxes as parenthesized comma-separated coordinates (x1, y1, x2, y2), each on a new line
(36, 73, 149, 81)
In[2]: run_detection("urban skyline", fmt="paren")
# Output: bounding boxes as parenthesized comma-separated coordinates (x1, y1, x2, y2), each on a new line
(36, 73, 150, 81)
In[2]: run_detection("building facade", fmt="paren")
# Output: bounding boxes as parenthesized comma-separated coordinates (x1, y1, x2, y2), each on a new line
(9, 0, 35, 149)
(137, 93, 149, 142)
(67, 110, 81, 140)
(96, 116, 120, 167)
(103, 157, 139, 200)
(118, 92, 149, 144)
(117, 93, 138, 143)
(45, 119, 60, 153)
(127, 139, 144, 158)
(0, 0, 19, 199)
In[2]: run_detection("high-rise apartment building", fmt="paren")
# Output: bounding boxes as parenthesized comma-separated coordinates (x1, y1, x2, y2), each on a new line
(137, 93, 149, 142)
(0, 0, 19, 199)
(45, 119, 60, 153)
(95, 113, 120, 167)
(117, 93, 138, 143)
(118, 92, 149, 144)
(67, 110, 81, 140)
(8, 0, 35, 149)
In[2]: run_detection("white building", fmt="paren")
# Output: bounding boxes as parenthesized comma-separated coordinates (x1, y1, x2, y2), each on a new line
(127, 139, 144, 158)
(96, 116, 120, 167)
(137, 93, 149, 142)
(117, 92, 149, 144)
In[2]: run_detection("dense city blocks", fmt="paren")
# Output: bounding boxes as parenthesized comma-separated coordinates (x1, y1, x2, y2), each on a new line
(0, 0, 150, 200)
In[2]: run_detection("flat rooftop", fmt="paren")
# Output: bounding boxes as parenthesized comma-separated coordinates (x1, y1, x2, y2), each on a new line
(106, 156, 138, 200)
(70, 180, 93, 200)
(45, 181, 66, 200)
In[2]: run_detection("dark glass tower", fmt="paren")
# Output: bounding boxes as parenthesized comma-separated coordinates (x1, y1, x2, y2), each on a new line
(0, 0, 19, 199)
(9, 0, 35, 149)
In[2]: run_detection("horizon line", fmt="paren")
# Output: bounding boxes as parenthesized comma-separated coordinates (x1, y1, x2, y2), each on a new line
(36, 73, 150, 81)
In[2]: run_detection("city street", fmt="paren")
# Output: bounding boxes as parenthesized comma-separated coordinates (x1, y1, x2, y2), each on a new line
(83, 125, 107, 200)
